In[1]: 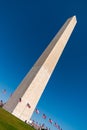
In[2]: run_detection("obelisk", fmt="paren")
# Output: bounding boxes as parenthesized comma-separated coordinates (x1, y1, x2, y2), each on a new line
(3, 16, 77, 121)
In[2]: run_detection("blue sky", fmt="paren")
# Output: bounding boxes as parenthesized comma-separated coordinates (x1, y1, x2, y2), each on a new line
(0, 0, 87, 130)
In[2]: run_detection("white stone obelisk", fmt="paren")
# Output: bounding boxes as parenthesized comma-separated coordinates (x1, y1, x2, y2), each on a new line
(3, 16, 77, 121)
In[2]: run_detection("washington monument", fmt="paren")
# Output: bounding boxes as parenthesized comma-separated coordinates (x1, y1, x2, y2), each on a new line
(3, 16, 77, 121)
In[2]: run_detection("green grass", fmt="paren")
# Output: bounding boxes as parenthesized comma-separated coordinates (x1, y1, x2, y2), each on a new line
(0, 108, 35, 130)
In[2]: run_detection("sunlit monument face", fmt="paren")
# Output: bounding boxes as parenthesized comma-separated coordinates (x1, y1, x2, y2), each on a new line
(3, 16, 77, 121)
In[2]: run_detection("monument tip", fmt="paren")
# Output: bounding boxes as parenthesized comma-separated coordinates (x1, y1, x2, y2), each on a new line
(70, 15, 77, 23)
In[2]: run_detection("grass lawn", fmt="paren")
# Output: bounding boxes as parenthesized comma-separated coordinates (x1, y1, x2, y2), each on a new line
(0, 108, 35, 130)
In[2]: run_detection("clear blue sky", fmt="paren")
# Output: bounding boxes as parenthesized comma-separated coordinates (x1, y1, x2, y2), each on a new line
(0, 0, 87, 130)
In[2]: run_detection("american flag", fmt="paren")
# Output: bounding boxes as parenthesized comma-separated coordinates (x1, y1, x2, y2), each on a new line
(18, 98, 22, 102)
(27, 103, 31, 108)
(35, 108, 39, 114)
(0, 100, 3, 107)
(49, 118, 53, 124)
(42, 114, 46, 119)
(54, 122, 58, 127)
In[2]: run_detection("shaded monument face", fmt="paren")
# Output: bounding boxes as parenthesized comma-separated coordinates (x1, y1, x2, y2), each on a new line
(3, 16, 77, 121)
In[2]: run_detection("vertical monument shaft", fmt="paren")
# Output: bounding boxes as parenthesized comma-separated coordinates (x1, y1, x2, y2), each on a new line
(3, 16, 77, 121)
